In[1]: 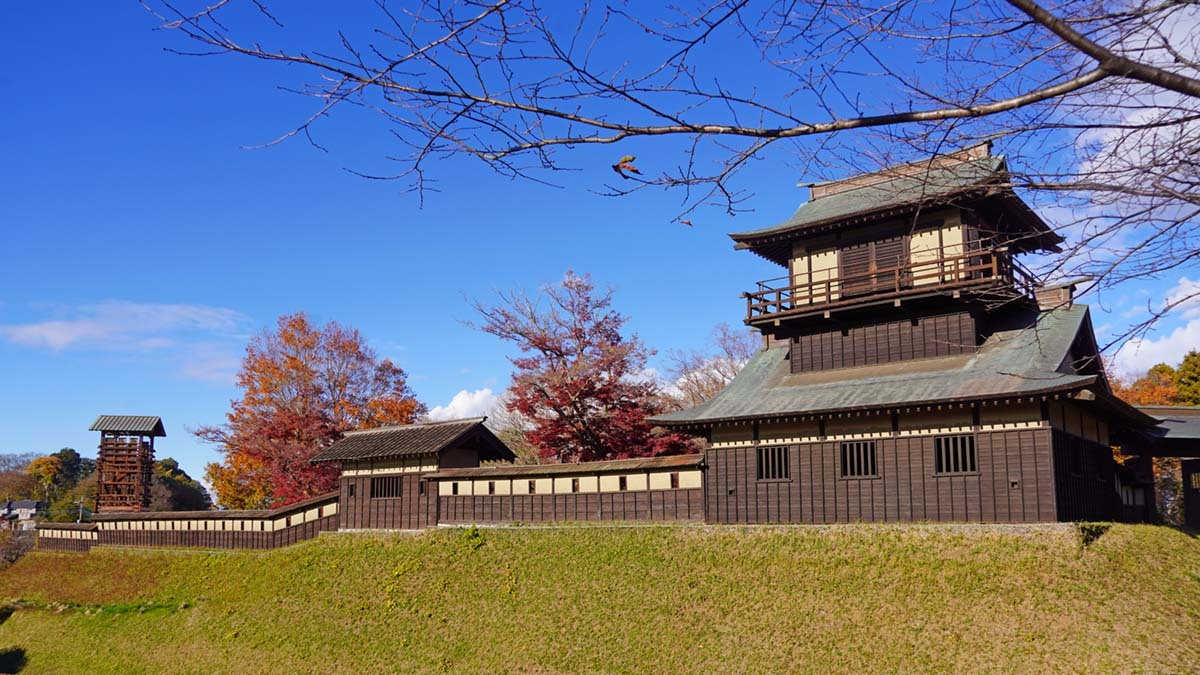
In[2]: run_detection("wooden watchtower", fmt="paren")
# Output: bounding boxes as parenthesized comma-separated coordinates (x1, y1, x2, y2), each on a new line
(89, 415, 165, 512)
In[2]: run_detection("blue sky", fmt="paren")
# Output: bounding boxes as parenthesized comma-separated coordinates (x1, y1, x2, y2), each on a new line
(1, 3, 1196, 482)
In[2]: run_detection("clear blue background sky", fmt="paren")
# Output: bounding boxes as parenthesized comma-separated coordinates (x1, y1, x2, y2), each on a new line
(2, 3, 1194, 482)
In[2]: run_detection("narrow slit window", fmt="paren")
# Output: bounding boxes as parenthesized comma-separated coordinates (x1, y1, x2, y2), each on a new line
(488, 481, 496, 495)
(756, 445, 790, 481)
(934, 434, 977, 475)
(571, 478, 580, 493)
(528, 479, 537, 494)
(840, 441, 878, 478)
(618, 476, 628, 491)
(451, 482, 459, 496)
(670, 472, 680, 489)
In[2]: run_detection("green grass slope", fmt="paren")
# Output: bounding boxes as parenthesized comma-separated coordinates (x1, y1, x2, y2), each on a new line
(0, 525, 1197, 673)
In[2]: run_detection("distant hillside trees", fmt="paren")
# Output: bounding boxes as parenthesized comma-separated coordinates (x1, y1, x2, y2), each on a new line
(0, 448, 211, 521)
(474, 271, 695, 463)
(0, 454, 39, 502)
(199, 313, 426, 509)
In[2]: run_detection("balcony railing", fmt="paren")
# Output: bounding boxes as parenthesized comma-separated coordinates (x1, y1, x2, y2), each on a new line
(744, 246, 1037, 323)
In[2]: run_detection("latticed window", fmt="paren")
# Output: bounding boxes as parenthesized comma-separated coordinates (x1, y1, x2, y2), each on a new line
(757, 445, 790, 481)
(370, 476, 403, 499)
(934, 434, 977, 475)
(840, 441, 878, 478)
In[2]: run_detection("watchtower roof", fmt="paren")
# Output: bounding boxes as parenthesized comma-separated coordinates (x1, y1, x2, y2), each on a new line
(89, 415, 166, 437)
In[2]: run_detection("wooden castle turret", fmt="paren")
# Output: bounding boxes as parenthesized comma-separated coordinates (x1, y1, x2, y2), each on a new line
(731, 143, 1064, 344)
(89, 415, 165, 512)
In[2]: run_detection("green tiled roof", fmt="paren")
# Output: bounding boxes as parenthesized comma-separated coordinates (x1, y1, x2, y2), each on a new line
(309, 417, 515, 464)
(1138, 406, 1200, 440)
(652, 305, 1096, 425)
(730, 156, 1005, 241)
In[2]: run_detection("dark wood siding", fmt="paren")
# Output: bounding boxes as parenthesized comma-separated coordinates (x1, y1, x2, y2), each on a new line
(1050, 430, 1122, 521)
(438, 489, 703, 525)
(1184, 459, 1200, 530)
(36, 535, 96, 553)
(338, 473, 438, 530)
(791, 312, 978, 373)
(705, 429, 1055, 523)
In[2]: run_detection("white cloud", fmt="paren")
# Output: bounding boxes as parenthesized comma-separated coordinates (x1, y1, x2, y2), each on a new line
(427, 388, 498, 421)
(177, 342, 244, 384)
(0, 300, 246, 351)
(1112, 318, 1200, 376)
(1166, 277, 1200, 319)
(0, 300, 249, 384)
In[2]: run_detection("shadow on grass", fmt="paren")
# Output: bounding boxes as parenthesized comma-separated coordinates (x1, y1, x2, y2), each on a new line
(1168, 523, 1198, 538)
(1077, 522, 1111, 548)
(0, 647, 26, 673)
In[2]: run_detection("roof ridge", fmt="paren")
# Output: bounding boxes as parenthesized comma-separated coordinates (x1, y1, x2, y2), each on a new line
(343, 416, 486, 436)
(806, 143, 995, 200)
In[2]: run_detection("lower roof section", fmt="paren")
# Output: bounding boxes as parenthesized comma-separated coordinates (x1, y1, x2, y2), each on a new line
(1131, 405, 1200, 457)
(424, 454, 703, 480)
(90, 491, 338, 521)
(652, 306, 1095, 427)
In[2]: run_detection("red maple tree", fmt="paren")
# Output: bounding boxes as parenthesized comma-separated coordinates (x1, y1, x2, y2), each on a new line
(475, 271, 695, 463)
(200, 313, 425, 508)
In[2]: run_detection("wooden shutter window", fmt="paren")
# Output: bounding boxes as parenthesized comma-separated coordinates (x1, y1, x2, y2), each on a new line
(838, 236, 909, 296)
(873, 236, 906, 288)
(839, 243, 873, 295)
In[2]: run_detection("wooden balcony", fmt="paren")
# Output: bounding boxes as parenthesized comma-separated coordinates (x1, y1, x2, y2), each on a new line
(743, 246, 1037, 325)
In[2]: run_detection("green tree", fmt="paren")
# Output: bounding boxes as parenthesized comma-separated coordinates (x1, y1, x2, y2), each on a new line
(150, 459, 212, 512)
(1174, 351, 1200, 405)
(50, 448, 88, 487)
(47, 472, 98, 523)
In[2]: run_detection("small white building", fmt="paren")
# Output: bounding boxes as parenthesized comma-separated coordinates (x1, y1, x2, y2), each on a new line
(2, 500, 47, 531)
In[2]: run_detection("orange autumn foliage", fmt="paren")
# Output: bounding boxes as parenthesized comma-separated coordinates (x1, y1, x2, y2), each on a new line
(200, 313, 425, 508)
(1111, 363, 1180, 406)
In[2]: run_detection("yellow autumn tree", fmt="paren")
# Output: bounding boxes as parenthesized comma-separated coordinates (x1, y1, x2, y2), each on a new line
(26, 455, 62, 502)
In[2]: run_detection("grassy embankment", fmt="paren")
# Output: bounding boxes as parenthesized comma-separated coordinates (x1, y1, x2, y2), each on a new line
(0, 524, 1197, 673)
